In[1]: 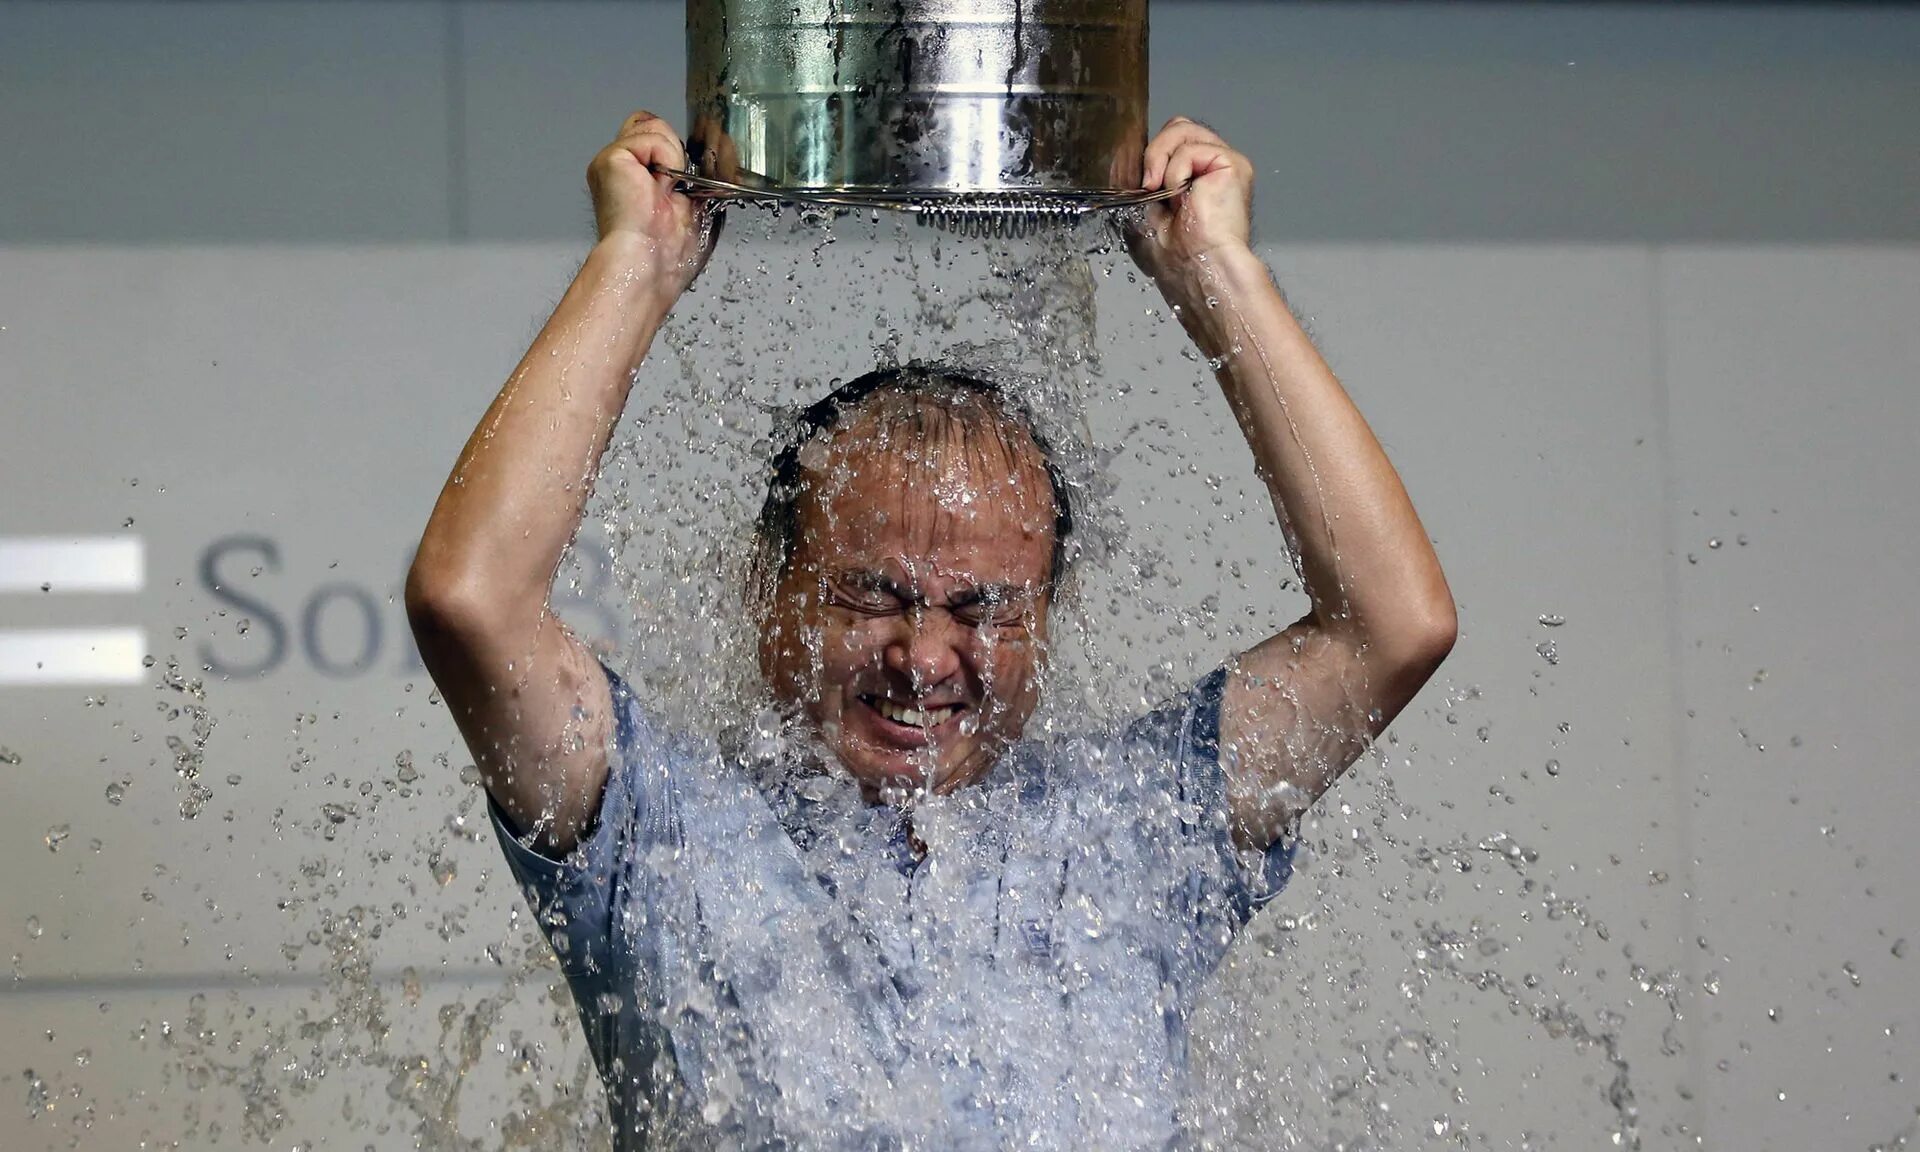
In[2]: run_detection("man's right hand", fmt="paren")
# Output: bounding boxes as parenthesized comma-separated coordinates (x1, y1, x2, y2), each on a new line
(588, 110, 721, 303)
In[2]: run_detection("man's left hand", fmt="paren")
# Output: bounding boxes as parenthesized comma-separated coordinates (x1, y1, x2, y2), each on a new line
(1124, 116, 1256, 312)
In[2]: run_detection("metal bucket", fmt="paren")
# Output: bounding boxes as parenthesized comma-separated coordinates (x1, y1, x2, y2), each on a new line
(684, 0, 1155, 224)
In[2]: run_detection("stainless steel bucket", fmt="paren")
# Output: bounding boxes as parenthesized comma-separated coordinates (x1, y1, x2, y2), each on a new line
(682, 0, 1164, 228)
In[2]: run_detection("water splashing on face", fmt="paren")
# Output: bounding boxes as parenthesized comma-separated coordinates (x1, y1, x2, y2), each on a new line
(8, 206, 1702, 1151)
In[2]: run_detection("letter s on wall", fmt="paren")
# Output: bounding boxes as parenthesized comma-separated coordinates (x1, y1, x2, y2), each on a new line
(199, 535, 288, 677)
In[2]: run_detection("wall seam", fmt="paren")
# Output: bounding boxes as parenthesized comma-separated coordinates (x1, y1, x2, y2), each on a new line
(1647, 242, 1710, 1149)
(0, 964, 514, 1000)
(445, 0, 471, 242)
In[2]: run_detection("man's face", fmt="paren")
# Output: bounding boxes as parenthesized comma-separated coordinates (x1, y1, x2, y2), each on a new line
(760, 407, 1059, 801)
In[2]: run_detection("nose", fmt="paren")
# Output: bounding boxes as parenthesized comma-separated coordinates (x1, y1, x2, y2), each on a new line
(884, 606, 965, 694)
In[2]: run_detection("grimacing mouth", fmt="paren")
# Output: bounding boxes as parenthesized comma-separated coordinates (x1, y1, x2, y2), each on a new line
(856, 692, 970, 732)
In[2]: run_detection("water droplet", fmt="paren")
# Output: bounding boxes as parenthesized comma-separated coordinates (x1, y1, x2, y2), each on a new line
(1537, 613, 1566, 627)
(1544, 759, 1562, 776)
(26, 915, 43, 939)
(1893, 938, 1909, 959)
(44, 825, 70, 852)
(1536, 640, 1559, 666)
(104, 780, 128, 805)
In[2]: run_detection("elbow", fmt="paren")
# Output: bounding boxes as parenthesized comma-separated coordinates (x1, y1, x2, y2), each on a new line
(406, 527, 550, 666)
(1372, 594, 1457, 691)
(1413, 591, 1451, 660)
(1410, 596, 1458, 671)
(404, 554, 502, 655)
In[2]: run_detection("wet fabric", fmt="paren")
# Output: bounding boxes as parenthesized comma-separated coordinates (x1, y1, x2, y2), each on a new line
(490, 664, 1294, 1150)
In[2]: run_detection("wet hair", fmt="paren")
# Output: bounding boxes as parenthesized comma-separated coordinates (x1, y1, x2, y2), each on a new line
(750, 364, 1075, 606)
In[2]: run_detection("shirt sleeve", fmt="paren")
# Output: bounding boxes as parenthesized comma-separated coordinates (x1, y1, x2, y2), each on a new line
(1122, 667, 1296, 932)
(486, 661, 675, 985)
(1176, 666, 1296, 923)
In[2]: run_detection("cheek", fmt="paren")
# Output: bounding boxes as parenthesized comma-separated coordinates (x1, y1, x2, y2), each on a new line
(767, 602, 833, 701)
(814, 616, 887, 680)
(970, 631, 1043, 692)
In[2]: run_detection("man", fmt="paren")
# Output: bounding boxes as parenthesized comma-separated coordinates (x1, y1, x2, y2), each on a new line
(406, 110, 1454, 1148)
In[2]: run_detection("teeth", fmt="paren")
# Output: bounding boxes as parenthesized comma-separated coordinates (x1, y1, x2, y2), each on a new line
(873, 698, 958, 728)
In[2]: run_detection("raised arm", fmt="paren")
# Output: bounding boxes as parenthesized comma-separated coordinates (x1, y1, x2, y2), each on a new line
(405, 111, 717, 854)
(1127, 117, 1456, 850)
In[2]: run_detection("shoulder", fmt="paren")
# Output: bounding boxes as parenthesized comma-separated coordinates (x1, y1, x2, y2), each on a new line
(598, 661, 782, 844)
(999, 670, 1226, 812)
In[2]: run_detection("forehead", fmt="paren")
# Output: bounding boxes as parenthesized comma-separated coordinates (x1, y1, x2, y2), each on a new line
(792, 402, 1057, 583)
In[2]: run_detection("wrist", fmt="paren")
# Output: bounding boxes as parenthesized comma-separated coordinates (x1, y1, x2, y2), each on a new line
(586, 233, 685, 313)
(1196, 242, 1268, 295)
(1154, 240, 1256, 305)
(1159, 245, 1267, 360)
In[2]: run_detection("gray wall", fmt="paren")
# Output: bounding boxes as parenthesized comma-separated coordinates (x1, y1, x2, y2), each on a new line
(3, 4, 1917, 1150)
(5, 1, 1919, 244)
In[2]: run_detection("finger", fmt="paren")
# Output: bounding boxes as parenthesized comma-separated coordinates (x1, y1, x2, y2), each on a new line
(711, 122, 743, 181)
(617, 108, 666, 136)
(613, 111, 688, 172)
(1143, 116, 1228, 189)
(1117, 197, 1174, 251)
(633, 132, 691, 177)
(1156, 113, 1221, 139)
(701, 201, 728, 250)
(586, 135, 691, 206)
(1161, 139, 1235, 196)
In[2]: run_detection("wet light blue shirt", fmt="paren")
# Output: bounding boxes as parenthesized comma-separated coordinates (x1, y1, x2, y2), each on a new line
(491, 665, 1293, 1150)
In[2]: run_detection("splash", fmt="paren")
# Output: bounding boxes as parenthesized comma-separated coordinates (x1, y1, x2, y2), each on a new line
(14, 208, 1697, 1150)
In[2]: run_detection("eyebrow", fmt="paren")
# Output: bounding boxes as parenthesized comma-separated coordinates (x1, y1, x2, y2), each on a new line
(832, 570, 1035, 606)
(944, 582, 1033, 606)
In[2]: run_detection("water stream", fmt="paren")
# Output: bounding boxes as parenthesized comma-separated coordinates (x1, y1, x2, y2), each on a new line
(14, 209, 1697, 1149)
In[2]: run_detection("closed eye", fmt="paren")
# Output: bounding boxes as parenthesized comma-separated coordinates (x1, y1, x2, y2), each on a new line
(949, 588, 1037, 628)
(827, 572, 909, 616)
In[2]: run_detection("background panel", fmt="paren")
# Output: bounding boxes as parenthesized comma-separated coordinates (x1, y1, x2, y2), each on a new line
(1177, 246, 1699, 1148)
(460, 0, 689, 240)
(0, 2, 454, 243)
(0, 247, 583, 982)
(1659, 248, 1920, 1150)
(1, 974, 600, 1150)
(1151, 3, 1920, 243)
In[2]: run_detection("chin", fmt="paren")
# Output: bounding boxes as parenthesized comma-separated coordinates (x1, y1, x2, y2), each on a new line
(847, 753, 938, 798)
(841, 744, 989, 804)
